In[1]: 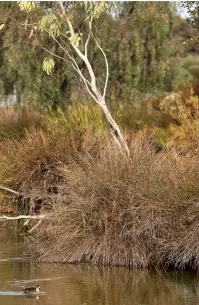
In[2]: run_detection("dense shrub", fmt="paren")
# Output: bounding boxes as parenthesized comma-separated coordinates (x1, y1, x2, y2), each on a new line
(159, 84, 199, 152)
(0, 106, 44, 140)
(173, 56, 199, 90)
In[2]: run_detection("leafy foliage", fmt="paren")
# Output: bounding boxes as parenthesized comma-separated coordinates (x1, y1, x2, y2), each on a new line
(158, 83, 199, 151)
(39, 13, 61, 37)
(43, 57, 55, 75)
(0, 2, 71, 109)
(18, 1, 36, 12)
(68, 33, 81, 48)
(181, 1, 199, 28)
(84, 1, 111, 22)
(89, 2, 173, 99)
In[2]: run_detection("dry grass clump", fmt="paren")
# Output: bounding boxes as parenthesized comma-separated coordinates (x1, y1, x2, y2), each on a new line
(0, 124, 103, 213)
(157, 202, 199, 269)
(0, 106, 44, 140)
(27, 136, 197, 268)
(0, 109, 198, 268)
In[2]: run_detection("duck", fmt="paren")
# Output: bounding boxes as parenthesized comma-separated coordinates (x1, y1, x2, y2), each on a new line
(24, 285, 41, 294)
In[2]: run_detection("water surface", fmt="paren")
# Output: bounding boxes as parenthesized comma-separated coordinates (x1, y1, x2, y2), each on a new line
(0, 224, 199, 305)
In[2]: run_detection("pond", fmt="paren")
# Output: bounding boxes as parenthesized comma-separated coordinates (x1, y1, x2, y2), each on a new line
(0, 224, 199, 305)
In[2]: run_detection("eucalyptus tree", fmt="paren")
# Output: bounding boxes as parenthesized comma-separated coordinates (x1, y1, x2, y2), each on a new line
(16, 1, 129, 154)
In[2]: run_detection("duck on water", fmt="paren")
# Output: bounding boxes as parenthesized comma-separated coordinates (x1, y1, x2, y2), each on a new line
(24, 285, 41, 294)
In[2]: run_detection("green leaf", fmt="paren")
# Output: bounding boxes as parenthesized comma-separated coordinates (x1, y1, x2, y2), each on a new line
(18, 1, 36, 12)
(85, 2, 111, 22)
(69, 33, 81, 48)
(39, 14, 61, 37)
(43, 57, 55, 75)
(39, 16, 48, 32)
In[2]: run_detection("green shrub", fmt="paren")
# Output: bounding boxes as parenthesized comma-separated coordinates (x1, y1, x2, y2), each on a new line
(173, 56, 199, 90)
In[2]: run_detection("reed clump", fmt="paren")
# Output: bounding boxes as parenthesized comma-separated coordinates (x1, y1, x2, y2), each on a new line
(0, 106, 198, 269)
(0, 106, 44, 140)
(32, 137, 197, 268)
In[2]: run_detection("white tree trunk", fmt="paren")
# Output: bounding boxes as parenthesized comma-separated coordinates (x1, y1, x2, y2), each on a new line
(97, 97, 129, 155)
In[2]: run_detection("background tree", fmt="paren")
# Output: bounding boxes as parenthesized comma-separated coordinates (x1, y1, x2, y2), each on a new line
(0, 2, 71, 109)
(83, 2, 173, 101)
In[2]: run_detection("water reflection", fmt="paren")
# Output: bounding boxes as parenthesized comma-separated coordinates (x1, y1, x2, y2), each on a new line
(0, 225, 199, 305)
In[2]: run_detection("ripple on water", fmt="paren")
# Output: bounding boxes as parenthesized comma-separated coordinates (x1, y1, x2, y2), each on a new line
(6, 276, 66, 287)
(0, 257, 28, 262)
(0, 291, 24, 296)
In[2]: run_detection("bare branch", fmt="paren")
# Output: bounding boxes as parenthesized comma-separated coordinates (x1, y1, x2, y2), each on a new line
(72, 63, 100, 104)
(66, 17, 75, 35)
(41, 46, 69, 63)
(59, 37, 92, 88)
(42, 32, 97, 102)
(58, 2, 74, 36)
(45, 32, 98, 101)
(85, 30, 91, 57)
(73, 45, 97, 90)
(28, 219, 43, 233)
(59, 36, 71, 52)
(92, 34, 109, 99)
(46, 31, 82, 70)
(59, 18, 97, 90)
(0, 215, 47, 220)
(72, 64, 90, 86)
(58, 1, 65, 15)
(0, 185, 20, 196)
(53, 36, 93, 89)
(24, 219, 30, 226)
(44, 30, 71, 58)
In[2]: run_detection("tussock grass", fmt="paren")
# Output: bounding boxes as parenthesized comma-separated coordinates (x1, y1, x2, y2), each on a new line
(2, 130, 194, 268)
(0, 124, 103, 213)
(0, 107, 198, 268)
(33, 138, 197, 268)
(0, 106, 44, 140)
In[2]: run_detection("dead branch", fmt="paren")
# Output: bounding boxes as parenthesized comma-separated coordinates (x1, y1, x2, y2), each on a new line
(0, 185, 20, 196)
(0, 215, 47, 220)
(28, 219, 43, 233)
